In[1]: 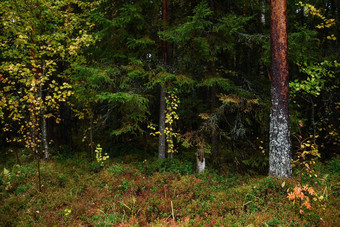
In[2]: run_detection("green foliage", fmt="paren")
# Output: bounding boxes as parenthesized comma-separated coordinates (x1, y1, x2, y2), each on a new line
(95, 144, 109, 167)
(108, 164, 125, 176)
(0, 0, 96, 149)
(326, 158, 340, 176)
(164, 90, 180, 154)
(0, 154, 339, 226)
(139, 158, 195, 175)
(290, 61, 339, 97)
(90, 212, 122, 226)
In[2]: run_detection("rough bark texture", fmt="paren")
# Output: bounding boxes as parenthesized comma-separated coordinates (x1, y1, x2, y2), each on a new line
(269, 0, 292, 178)
(158, 0, 167, 160)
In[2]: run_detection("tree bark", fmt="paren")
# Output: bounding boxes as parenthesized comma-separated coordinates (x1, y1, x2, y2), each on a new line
(261, 0, 266, 25)
(196, 150, 205, 174)
(158, 0, 168, 160)
(158, 86, 166, 159)
(90, 118, 94, 161)
(39, 69, 49, 160)
(31, 111, 42, 192)
(269, 0, 292, 178)
(41, 112, 49, 160)
(211, 85, 218, 161)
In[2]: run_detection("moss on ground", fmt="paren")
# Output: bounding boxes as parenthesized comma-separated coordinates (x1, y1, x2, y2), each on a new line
(0, 153, 339, 226)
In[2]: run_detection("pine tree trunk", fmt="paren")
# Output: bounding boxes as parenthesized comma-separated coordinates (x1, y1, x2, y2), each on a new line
(269, 0, 292, 178)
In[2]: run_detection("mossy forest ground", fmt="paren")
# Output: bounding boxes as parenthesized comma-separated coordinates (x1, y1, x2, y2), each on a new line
(0, 147, 339, 226)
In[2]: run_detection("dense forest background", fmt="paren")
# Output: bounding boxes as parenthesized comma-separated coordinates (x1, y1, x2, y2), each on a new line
(0, 0, 339, 226)
(1, 0, 339, 171)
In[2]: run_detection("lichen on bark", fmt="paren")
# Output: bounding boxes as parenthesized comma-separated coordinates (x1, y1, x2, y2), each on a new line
(269, 0, 292, 178)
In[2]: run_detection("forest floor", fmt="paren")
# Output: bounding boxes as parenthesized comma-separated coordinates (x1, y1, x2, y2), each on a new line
(0, 151, 339, 226)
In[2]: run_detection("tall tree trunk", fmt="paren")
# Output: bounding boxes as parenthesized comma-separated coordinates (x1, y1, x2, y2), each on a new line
(269, 0, 292, 178)
(158, 0, 168, 159)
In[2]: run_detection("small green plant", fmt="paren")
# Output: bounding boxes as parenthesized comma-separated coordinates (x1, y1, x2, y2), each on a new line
(1, 167, 12, 191)
(108, 164, 124, 176)
(95, 144, 109, 167)
(119, 178, 130, 192)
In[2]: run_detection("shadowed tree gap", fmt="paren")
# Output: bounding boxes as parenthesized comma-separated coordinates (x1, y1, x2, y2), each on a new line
(269, 0, 292, 178)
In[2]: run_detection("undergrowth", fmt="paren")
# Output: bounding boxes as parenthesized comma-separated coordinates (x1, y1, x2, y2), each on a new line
(0, 153, 339, 226)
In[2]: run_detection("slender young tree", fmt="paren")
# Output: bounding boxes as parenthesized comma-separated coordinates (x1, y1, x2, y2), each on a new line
(158, 0, 168, 159)
(269, 0, 292, 178)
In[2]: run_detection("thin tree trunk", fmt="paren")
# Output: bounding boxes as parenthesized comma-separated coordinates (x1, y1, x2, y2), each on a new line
(29, 18, 42, 190)
(41, 114, 49, 160)
(90, 118, 94, 161)
(259, 0, 266, 78)
(158, 86, 166, 159)
(158, 0, 168, 159)
(269, 0, 292, 178)
(14, 149, 21, 165)
(40, 79, 49, 160)
(311, 98, 316, 146)
(261, 0, 266, 25)
(31, 111, 42, 192)
(35, 141, 42, 192)
(168, 149, 173, 158)
(243, 1, 247, 16)
(197, 150, 205, 174)
(211, 85, 218, 161)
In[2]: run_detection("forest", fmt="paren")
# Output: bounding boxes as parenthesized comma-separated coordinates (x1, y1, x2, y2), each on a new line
(0, 0, 339, 226)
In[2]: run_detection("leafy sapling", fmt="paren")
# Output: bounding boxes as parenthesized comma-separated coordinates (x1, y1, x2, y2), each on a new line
(95, 144, 109, 167)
